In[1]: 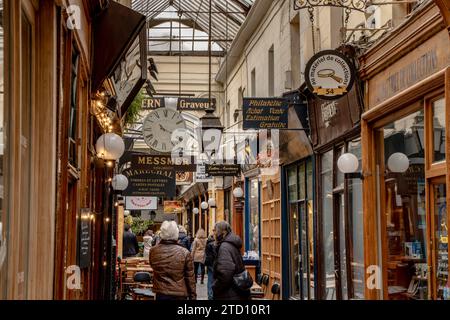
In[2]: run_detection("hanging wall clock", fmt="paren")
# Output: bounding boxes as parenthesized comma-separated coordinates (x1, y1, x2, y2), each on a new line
(143, 108, 186, 153)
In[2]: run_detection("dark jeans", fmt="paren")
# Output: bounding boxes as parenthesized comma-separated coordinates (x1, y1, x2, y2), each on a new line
(194, 262, 205, 283)
(207, 266, 214, 300)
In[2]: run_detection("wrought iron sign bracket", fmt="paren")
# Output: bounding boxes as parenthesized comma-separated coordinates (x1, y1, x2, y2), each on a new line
(293, 0, 370, 13)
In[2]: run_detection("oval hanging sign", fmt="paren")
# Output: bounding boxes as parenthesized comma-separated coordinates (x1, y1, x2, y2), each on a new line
(305, 50, 355, 100)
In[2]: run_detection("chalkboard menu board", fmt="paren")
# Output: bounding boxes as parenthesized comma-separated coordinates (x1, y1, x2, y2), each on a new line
(78, 209, 92, 269)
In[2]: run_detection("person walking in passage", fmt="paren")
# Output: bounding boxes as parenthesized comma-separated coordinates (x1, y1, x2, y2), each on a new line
(204, 231, 217, 300)
(178, 225, 191, 251)
(122, 224, 139, 258)
(191, 228, 207, 284)
(149, 221, 196, 300)
(212, 221, 251, 300)
(142, 229, 154, 259)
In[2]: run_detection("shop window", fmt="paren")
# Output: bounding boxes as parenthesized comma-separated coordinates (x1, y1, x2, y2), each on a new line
(431, 98, 445, 163)
(320, 150, 335, 299)
(0, 0, 7, 299)
(319, 140, 365, 300)
(432, 183, 447, 300)
(286, 158, 314, 300)
(68, 49, 80, 167)
(248, 178, 260, 254)
(380, 110, 428, 300)
(347, 139, 365, 299)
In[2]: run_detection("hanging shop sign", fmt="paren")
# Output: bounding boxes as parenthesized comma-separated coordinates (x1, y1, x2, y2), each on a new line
(307, 84, 362, 149)
(131, 154, 196, 172)
(177, 98, 216, 111)
(125, 197, 158, 210)
(142, 97, 165, 110)
(122, 168, 176, 198)
(195, 163, 214, 183)
(78, 209, 92, 269)
(176, 171, 193, 185)
(164, 201, 183, 214)
(243, 98, 288, 130)
(206, 164, 241, 176)
(305, 50, 355, 100)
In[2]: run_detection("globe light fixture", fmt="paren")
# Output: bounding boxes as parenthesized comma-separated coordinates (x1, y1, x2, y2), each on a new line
(112, 174, 129, 191)
(201, 201, 209, 210)
(337, 153, 359, 174)
(124, 210, 130, 217)
(233, 186, 244, 198)
(95, 133, 125, 160)
(208, 198, 216, 208)
(193, 207, 199, 215)
(387, 152, 409, 173)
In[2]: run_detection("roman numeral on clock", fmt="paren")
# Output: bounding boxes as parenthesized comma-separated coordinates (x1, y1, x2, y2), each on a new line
(145, 134, 154, 140)
(152, 140, 158, 148)
(163, 109, 168, 118)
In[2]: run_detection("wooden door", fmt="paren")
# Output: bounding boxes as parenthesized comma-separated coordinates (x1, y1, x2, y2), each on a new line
(261, 176, 281, 299)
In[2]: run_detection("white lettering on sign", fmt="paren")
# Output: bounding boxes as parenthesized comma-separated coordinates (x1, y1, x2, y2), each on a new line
(320, 101, 338, 128)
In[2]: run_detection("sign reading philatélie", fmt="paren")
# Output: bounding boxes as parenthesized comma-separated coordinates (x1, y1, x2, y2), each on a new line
(177, 98, 216, 111)
(142, 97, 165, 110)
(206, 164, 241, 176)
(305, 50, 355, 100)
(243, 98, 288, 130)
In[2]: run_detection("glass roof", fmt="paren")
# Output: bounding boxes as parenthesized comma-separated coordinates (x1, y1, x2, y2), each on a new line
(132, 0, 254, 56)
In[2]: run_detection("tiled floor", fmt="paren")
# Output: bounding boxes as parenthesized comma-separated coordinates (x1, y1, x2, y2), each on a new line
(196, 276, 208, 300)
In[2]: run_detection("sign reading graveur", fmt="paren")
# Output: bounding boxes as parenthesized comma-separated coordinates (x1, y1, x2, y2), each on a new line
(142, 97, 165, 110)
(132, 155, 196, 172)
(305, 50, 355, 100)
(122, 168, 176, 198)
(243, 98, 288, 130)
(177, 98, 216, 111)
(206, 164, 241, 176)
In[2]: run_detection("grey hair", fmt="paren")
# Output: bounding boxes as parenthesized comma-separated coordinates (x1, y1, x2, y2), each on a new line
(160, 221, 179, 241)
(215, 221, 231, 235)
(178, 225, 187, 234)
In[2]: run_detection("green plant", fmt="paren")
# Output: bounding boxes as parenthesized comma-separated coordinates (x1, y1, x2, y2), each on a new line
(130, 217, 154, 236)
(124, 89, 144, 128)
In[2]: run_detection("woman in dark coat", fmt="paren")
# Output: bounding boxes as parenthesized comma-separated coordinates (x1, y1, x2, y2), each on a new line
(212, 221, 251, 300)
(204, 233, 216, 300)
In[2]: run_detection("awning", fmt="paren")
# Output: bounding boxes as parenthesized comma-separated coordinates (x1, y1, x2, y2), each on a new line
(92, 1, 147, 117)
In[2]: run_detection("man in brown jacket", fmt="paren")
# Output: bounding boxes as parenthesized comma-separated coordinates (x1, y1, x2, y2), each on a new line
(149, 221, 197, 300)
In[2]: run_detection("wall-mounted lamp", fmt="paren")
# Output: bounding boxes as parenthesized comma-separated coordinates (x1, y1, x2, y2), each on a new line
(193, 208, 199, 215)
(96, 133, 125, 161)
(337, 153, 363, 179)
(387, 152, 409, 173)
(112, 174, 129, 191)
(208, 198, 216, 208)
(233, 185, 244, 198)
(201, 201, 209, 210)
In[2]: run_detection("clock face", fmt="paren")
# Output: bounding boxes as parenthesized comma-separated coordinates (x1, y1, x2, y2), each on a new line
(143, 108, 186, 153)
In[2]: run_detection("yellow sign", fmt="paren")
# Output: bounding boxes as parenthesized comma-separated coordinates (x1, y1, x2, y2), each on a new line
(312, 86, 348, 96)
